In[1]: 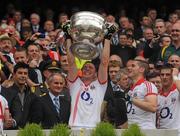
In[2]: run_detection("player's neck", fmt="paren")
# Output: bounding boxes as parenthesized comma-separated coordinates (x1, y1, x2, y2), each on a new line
(81, 76, 97, 85)
(133, 75, 144, 84)
(162, 82, 174, 93)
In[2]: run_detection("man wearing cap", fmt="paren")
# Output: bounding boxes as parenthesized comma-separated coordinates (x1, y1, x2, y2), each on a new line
(31, 60, 61, 96)
(32, 60, 70, 101)
(0, 36, 15, 78)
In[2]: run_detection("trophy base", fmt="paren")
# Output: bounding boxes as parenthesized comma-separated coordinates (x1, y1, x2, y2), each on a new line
(70, 42, 99, 60)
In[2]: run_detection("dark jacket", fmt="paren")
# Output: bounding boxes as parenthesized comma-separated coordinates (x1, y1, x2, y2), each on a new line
(30, 93, 70, 129)
(1, 83, 37, 128)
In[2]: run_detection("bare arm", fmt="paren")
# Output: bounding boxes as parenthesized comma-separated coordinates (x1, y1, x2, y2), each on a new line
(66, 39, 78, 81)
(98, 39, 110, 83)
(4, 108, 15, 129)
(172, 68, 180, 93)
(132, 94, 157, 113)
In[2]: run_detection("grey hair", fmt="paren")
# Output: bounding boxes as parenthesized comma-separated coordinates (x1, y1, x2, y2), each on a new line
(155, 18, 165, 25)
(47, 73, 65, 85)
(115, 68, 128, 82)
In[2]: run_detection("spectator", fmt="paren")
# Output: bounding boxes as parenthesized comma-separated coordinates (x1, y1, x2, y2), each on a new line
(12, 10, 22, 32)
(169, 12, 179, 25)
(135, 16, 152, 39)
(102, 68, 129, 129)
(109, 54, 123, 68)
(111, 32, 136, 66)
(158, 22, 180, 63)
(143, 19, 168, 63)
(30, 13, 44, 34)
(119, 16, 130, 32)
(168, 54, 180, 69)
(154, 19, 167, 36)
(147, 8, 157, 24)
(1, 62, 37, 128)
(43, 20, 54, 35)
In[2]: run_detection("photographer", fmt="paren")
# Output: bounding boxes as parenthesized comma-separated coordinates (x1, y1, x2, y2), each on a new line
(143, 19, 167, 63)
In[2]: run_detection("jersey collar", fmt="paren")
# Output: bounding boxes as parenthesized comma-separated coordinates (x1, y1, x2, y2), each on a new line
(131, 78, 145, 90)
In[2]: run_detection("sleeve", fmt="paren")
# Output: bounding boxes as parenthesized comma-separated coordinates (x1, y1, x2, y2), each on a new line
(144, 82, 158, 97)
(114, 98, 128, 126)
(29, 97, 43, 124)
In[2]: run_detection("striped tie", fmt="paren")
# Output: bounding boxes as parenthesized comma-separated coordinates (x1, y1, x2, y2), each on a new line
(54, 97, 60, 113)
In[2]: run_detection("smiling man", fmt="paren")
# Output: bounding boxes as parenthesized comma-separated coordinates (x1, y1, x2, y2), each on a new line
(30, 73, 70, 129)
(1, 62, 37, 128)
(126, 59, 158, 129)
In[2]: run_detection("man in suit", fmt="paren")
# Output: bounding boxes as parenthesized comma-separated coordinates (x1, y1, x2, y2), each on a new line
(30, 13, 44, 34)
(30, 73, 70, 129)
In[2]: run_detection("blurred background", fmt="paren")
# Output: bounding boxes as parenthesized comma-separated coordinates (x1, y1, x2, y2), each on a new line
(0, 0, 179, 27)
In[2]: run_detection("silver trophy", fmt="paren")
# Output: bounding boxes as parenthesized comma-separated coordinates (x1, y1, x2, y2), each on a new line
(70, 11, 105, 60)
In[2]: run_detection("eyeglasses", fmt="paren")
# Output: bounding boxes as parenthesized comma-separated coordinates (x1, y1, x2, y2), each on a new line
(172, 29, 180, 32)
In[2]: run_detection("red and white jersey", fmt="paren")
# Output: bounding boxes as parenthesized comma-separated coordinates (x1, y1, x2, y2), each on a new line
(0, 95, 9, 129)
(68, 77, 107, 128)
(127, 78, 158, 129)
(157, 84, 180, 134)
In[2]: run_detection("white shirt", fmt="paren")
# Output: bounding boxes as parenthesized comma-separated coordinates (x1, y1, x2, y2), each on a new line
(68, 77, 107, 128)
(127, 78, 158, 129)
(157, 84, 180, 136)
(49, 92, 60, 108)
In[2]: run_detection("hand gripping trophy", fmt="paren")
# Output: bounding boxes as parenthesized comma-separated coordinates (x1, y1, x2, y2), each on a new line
(62, 11, 118, 60)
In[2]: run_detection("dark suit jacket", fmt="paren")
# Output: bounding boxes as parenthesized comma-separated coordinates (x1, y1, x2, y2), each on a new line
(11, 90, 37, 128)
(1, 84, 37, 128)
(31, 25, 44, 34)
(104, 81, 127, 127)
(30, 93, 70, 129)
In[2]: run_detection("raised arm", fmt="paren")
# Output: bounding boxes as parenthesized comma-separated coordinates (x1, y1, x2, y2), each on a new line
(66, 39, 78, 81)
(98, 39, 110, 83)
(62, 22, 78, 81)
(172, 68, 180, 93)
(98, 23, 118, 83)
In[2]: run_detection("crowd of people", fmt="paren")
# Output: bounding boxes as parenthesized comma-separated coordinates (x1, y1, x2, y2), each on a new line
(0, 5, 180, 136)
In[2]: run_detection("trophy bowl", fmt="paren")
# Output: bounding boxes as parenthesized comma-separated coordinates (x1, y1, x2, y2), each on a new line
(70, 11, 105, 60)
